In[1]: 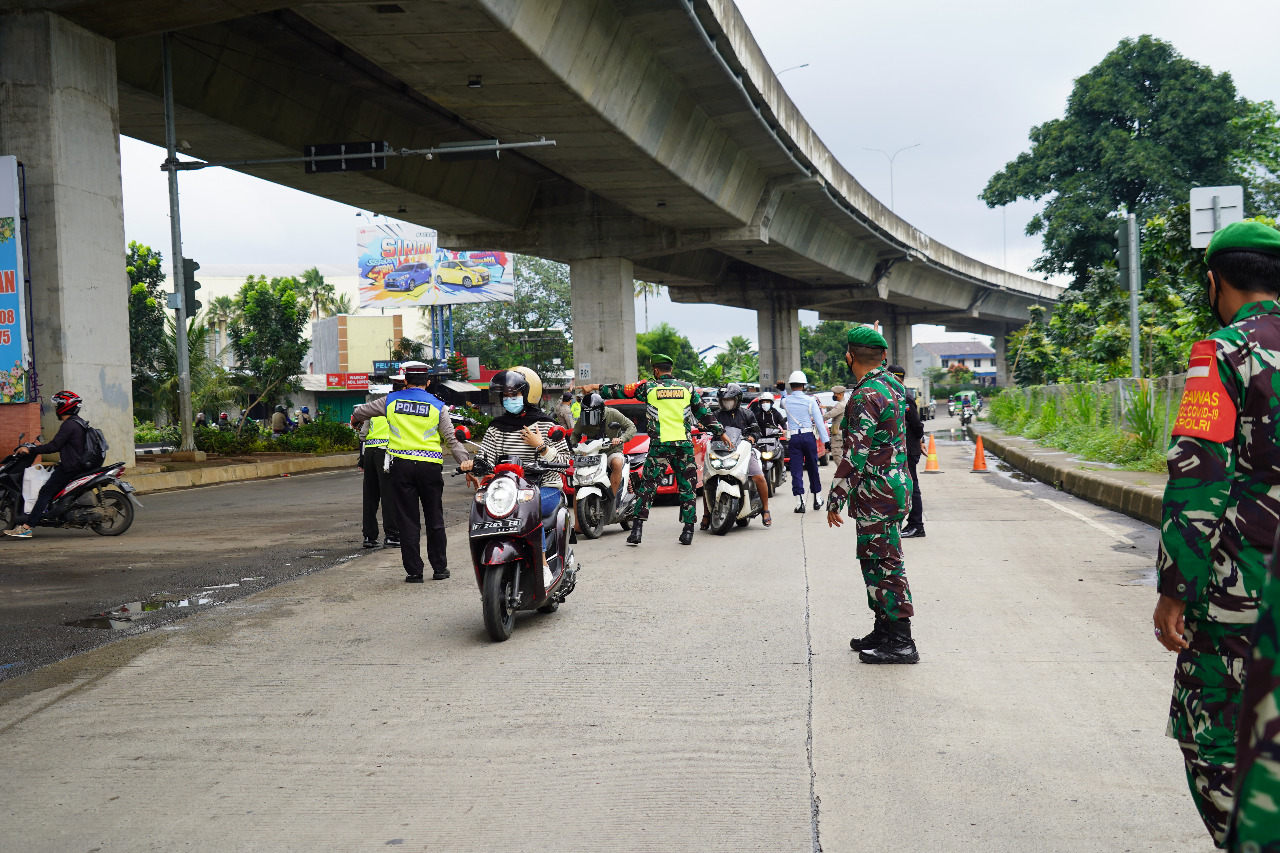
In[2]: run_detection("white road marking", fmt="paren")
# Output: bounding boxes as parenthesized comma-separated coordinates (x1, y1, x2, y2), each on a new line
(1037, 498, 1136, 546)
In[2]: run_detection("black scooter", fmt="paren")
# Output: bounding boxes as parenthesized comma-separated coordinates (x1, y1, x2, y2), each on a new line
(0, 435, 139, 536)
(456, 445, 577, 642)
(755, 426, 786, 497)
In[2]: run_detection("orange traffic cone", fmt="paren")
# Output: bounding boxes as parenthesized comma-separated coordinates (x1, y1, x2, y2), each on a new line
(923, 434, 940, 473)
(971, 435, 990, 473)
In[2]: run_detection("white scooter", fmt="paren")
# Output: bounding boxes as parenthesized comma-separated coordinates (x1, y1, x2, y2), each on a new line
(572, 437, 637, 539)
(702, 427, 763, 535)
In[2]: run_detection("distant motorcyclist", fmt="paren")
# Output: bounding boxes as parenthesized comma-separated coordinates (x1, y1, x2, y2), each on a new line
(570, 392, 636, 529)
(271, 405, 288, 435)
(702, 383, 772, 528)
(4, 390, 91, 539)
(217, 413, 234, 432)
(298, 406, 313, 426)
(195, 412, 207, 428)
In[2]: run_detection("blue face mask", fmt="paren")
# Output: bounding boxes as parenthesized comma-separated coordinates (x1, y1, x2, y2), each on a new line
(502, 397, 524, 414)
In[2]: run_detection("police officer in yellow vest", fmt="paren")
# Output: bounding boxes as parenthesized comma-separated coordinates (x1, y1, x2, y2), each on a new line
(352, 362, 470, 581)
(580, 353, 723, 546)
(358, 370, 403, 549)
(570, 395, 582, 423)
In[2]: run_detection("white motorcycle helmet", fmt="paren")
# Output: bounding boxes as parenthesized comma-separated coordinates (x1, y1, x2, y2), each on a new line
(787, 370, 807, 386)
(757, 391, 775, 411)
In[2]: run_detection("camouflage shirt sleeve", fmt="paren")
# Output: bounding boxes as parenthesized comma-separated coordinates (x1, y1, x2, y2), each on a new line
(1157, 338, 1241, 604)
(828, 387, 878, 513)
(598, 381, 647, 400)
(688, 389, 725, 438)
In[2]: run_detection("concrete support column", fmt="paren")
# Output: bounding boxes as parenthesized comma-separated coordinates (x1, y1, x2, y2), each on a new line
(994, 325, 1010, 387)
(0, 11, 133, 460)
(570, 257, 637, 385)
(756, 298, 800, 390)
(888, 316, 912, 374)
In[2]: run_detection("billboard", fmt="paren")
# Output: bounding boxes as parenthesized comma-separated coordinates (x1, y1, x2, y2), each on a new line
(0, 156, 30, 404)
(357, 220, 515, 309)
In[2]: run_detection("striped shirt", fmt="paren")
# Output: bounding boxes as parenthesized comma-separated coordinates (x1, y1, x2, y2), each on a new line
(475, 420, 572, 488)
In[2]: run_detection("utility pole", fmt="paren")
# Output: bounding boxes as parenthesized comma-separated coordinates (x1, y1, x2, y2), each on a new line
(162, 33, 197, 455)
(1115, 211, 1141, 378)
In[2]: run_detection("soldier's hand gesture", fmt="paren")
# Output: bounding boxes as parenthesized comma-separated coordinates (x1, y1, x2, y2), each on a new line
(826, 508, 843, 528)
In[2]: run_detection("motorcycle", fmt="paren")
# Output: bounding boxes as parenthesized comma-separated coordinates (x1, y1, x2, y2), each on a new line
(572, 436, 637, 539)
(457, 442, 577, 642)
(0, 435, 139, 536)
(702, 427, 763, 535)
(960, 404, 974, 427)
(755, 426, 786, 497)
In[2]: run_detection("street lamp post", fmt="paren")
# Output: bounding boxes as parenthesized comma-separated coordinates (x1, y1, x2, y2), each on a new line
(863, 143, 920, 213)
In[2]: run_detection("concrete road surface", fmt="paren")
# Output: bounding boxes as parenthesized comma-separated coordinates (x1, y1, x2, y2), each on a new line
(0, 440, 1212, 852)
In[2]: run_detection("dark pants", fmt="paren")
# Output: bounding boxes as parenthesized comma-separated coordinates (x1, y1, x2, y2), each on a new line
(21, 466, 75, 527)
(788, 432, 822, 496)
(391, 458, 446, 577)
(361, 447, 399, 542)
(906, 454, 923, 528)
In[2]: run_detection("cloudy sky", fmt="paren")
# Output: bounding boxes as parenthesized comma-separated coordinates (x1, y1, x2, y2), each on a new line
(119, 0, 1280, 352)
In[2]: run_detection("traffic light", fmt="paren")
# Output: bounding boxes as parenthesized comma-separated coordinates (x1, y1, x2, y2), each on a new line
(182, 257, 202, 314)
(1114, 219, 1130, 288)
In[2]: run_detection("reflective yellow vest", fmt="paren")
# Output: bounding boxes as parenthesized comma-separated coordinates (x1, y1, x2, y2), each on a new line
(571, 401, 581, 419)
(386, 390, 444, 463)
(647, 381, 692, 443)
(364, 415, 390, 448)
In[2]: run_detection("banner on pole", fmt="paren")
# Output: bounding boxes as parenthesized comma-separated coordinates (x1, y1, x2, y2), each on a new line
(357, 219, 515, 309)
(0, 156, 31, 403)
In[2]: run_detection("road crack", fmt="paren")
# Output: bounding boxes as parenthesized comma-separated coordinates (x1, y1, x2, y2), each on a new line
(800, 517, 822, 852)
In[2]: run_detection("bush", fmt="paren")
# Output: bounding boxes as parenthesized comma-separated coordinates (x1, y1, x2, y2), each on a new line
(134, 419, 179, 445)
(194, 420, 266, 456)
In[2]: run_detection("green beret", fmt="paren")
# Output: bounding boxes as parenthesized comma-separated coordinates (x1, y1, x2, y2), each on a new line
(650, 353, 675, 367)
(1206, 220, 1280, 262)
(847, 325, 889, 349)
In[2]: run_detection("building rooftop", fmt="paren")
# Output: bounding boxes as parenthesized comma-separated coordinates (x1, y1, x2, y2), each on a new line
(915, 341, 996, 357)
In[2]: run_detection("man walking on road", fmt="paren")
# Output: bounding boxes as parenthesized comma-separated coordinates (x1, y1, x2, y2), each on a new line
(888, 365, 927, 538)
(826, 327, 917, 665)
(352, 363, 469, 582)
(578, 354, 724, 546)
(1153, 220, 1280, 847)
(783, 371, 828, 513)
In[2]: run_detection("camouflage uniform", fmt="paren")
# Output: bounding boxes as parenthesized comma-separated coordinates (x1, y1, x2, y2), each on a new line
(1158, 300, 1280, 847)
(1229, 529, 1280, 851)
(598, 377, 723, 524)
(827, 367, 914, 621)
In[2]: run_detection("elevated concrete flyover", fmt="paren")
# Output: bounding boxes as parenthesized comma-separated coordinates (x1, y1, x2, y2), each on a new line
(2, 0, 1062, 449)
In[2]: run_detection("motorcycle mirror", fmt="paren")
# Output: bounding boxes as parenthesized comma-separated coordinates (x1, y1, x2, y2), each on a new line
(548, 426, 567, 442)
(454, 426, 471, 441)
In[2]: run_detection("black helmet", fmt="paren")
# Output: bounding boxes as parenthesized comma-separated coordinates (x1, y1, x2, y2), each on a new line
(581, 392, 606, 430)
(490, 369, 531, 407)
(717, 383, 743, 411)
(275, 405, 286, 413)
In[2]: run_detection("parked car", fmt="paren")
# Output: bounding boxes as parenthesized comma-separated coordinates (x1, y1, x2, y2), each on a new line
(434, 259, 490, 288)
(383, 262, 432, 293)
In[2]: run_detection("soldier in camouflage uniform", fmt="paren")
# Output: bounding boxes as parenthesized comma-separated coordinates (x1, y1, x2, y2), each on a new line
(1231, 536, 1280, 852)
(825, 326, 918, 664)
(1154, 220, 1280, 848)
(580, 354, 724, 547)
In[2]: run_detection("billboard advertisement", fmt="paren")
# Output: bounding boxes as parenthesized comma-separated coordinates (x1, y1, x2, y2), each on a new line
(0, 156, 30, 404)
(357, 220, 515, 309)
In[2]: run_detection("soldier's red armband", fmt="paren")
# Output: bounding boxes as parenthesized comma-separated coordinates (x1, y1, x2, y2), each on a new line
(1170, 340, 1236, 443)
(623, 383, 639, 398)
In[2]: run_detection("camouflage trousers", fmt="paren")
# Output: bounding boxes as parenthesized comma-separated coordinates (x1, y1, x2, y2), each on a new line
(1231, 586, 1280, 853)
(856, 517, 913, 622)
(635, 440, 697, 524)
(1167, 617, 1252, 848)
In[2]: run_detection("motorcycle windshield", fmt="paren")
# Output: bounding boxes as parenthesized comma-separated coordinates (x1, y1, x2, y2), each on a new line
(712, 427, 743, 454)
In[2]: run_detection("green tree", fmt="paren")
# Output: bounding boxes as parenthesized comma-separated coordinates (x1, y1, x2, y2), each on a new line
(1007, 305, 1058, 386)
(228, 275, 309, 408)
(452, 256, 572, 380)
(328, 292, 355, 316)
(296, 266, 335, 321)
(126, 242, 167, 409)
(698, 335, 759, 386)
(635, 322, 701, 380)
(799, 320, 853, 386)
(634, 280, 664, 333)
(390, 337, 427, 361)
(983, 36, 1277, 285)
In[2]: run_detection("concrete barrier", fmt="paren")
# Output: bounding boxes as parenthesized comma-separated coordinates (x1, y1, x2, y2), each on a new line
(969, 425, 1164, 528)
(127, 453, 359, 495)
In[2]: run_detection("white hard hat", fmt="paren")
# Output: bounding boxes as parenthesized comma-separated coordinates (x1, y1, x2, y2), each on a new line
(788, 370, 807, 385)
(758, 392, 775, 402)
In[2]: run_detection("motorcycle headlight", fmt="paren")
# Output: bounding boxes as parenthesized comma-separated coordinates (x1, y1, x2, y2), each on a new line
(484, 478, 519, 518)
(760, 451, 774, 460)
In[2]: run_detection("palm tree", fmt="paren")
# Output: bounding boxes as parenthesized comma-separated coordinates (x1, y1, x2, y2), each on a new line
(634, 280, 664, 333)
(327, 292, 356, 316)
(297, 267, 336, 320)
(207, 295, 238, 366)
(145, 317, 242, 425)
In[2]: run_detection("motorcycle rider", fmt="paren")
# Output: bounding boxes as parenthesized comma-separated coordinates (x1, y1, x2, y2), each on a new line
(578, 354, 725, 546)
(459, 367, 571, 568)
(750, 392, 788, 434)
(298, 406, 313, 426)
(217, 412, 234, 432)
(570, 391, 637, 530)
(702, 383, 772, 528)
(4, 390, 91, 539)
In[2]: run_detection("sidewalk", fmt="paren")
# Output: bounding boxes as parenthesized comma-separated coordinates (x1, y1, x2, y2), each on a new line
(127, 452, 359, 494)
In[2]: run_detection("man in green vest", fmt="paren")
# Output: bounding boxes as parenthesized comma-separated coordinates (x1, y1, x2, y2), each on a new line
(570, 395, 582, 423)
(357, 372, 404, 549)
(579, 354, 723, 546)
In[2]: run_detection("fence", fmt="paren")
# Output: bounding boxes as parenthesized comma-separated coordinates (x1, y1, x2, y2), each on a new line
(999, 374, 1187, 452)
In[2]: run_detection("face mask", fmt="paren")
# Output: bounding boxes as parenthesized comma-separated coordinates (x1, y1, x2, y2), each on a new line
(761, 402, 772, 411)
(1207, 272, 1227, 328)
(502, 397, 524, 414)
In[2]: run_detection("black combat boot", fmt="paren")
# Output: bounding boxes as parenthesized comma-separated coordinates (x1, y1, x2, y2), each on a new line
(849, 617, 890, 651)
(627, 519, 644, 545)
(901, 526, 926, 539)
(678, 522, 694, 545)
(858, 619, 919, 664)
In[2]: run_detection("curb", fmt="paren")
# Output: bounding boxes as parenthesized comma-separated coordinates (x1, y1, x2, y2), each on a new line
(127, 453, 359, 495)
(967, 425, 1163, 528)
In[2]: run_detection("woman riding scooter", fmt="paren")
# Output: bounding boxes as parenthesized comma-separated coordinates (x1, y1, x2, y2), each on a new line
(459, 367, 571, 569)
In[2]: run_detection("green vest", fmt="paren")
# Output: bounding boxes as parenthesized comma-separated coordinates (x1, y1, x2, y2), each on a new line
(386, 393, 444, 463)
(364, 415, 390, 447)
(571, 401, 581, 419)
(647, 381, 692, 443)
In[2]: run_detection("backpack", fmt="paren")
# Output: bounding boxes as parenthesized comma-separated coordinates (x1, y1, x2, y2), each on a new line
(72, 416, 108, 469)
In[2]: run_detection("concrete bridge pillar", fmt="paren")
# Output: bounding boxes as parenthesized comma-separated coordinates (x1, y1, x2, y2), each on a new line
(0, 11, 133, 460)
(570, 257, 637, 386)
(756, 298, 800, 390)
(888, 316, 913, 374)
(994, 325, 1010, 387)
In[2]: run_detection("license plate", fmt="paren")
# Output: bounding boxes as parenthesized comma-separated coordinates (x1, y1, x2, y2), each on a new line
(118, 481, 136, 493)
(471, 518, 522, 536)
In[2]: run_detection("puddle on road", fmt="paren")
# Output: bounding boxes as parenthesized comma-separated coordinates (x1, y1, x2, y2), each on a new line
(995, 462, 1036, 483)
(64, 594, 214, 629)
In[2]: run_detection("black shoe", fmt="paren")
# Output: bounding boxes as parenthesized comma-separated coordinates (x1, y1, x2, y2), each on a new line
(813, 495, 824, 511)
(859, 620, 919, 664)
(405, 574, 424, 583)
(794, 497, 806, 514)
(432, 567, 450, 580)
(363, 538, 379, 549)
(627, 520, 643, 545)
(901, 526, 926, 539)
(384, 537, 401, 548)
(678, 522, 694, 546)
(850, 618, 890, 651)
